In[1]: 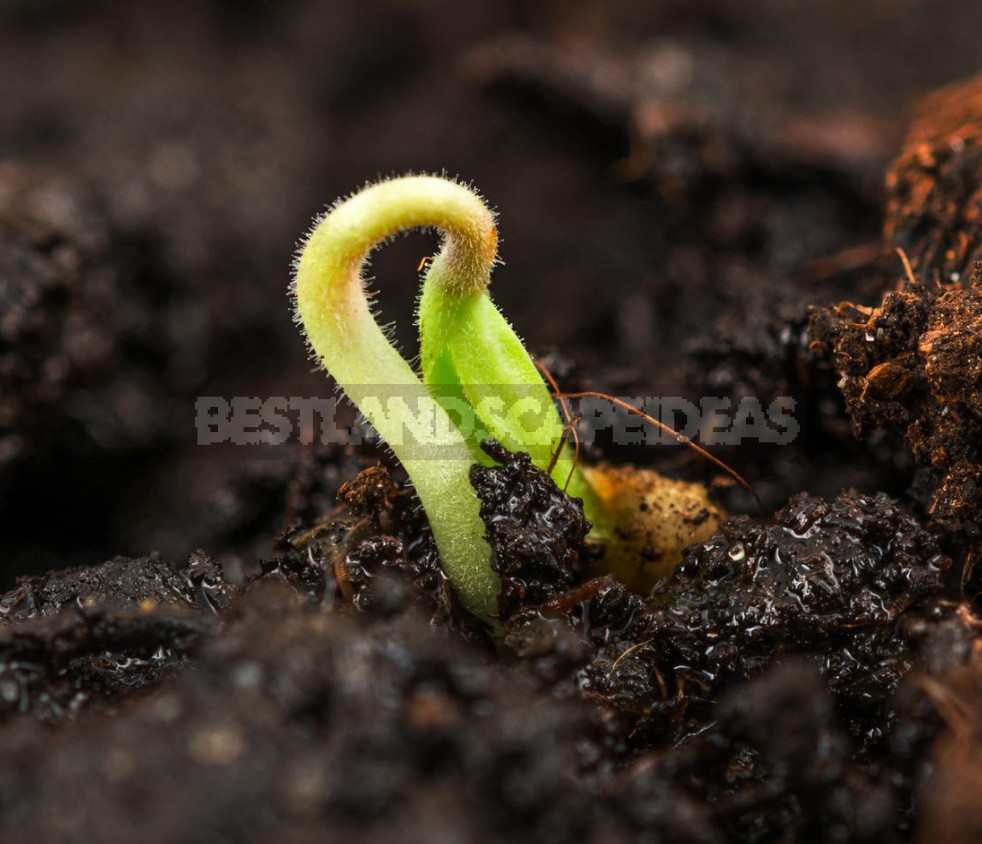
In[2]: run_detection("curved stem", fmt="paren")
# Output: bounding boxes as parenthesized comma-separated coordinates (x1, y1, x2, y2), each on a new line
(293, 176, 500, 620)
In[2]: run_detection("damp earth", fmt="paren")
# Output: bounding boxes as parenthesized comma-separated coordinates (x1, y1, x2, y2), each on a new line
(2, 3, 982, 843)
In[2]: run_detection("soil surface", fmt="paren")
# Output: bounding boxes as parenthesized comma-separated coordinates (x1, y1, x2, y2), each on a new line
(2, 2, 982, 842)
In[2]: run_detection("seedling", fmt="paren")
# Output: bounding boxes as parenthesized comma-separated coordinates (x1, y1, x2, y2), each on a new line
(293, 176, 503, 619)
(294, 174, 738, 619)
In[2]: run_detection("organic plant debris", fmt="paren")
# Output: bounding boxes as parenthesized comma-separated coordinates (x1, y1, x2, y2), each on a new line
(810, 78, 982, 555)
(2, 2, 982, 843)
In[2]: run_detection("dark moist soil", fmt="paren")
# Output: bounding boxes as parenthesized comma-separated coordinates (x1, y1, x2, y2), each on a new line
(810, 78, 982, 563)
(2, 2, 982, 842)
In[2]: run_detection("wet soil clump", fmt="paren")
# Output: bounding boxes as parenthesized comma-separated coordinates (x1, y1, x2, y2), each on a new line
(810, 78, 982, 558)
(472, 441, 592, 620)
(0, 552, 228, 725)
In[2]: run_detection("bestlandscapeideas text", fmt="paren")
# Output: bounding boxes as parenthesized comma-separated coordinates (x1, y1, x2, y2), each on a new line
(196, 386, 799, 456)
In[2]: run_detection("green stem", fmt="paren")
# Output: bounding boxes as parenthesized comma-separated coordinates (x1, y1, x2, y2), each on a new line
(293, 176, 501, 620)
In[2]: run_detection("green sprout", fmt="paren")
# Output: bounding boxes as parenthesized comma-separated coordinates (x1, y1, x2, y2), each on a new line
(293, 176, 504, 620)
(294, 174, 728, 620)
(294, 175, 599, 619)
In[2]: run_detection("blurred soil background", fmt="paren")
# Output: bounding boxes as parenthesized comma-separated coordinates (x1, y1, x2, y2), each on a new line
(1, 0, 981, 586)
